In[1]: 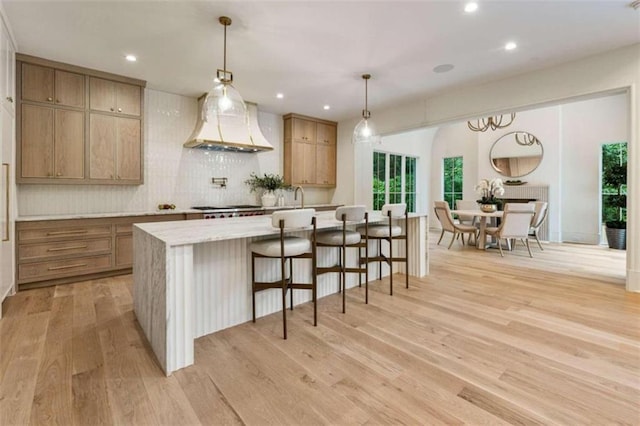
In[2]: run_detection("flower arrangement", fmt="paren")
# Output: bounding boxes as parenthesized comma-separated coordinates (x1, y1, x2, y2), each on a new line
(244, 172, 290, 193)
(475, 178, 505, 204)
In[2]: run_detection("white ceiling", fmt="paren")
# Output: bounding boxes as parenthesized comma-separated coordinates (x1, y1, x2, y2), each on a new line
(3, 1, 639, 121)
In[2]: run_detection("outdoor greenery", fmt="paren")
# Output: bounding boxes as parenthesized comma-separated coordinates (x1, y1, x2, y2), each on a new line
(602, 142, 627, 228)
(244, 173, 290, 193)
(372, 152, 416, 212)
(443, 157, 463, 209)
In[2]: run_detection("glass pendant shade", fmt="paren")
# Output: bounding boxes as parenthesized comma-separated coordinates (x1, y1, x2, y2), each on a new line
(203, 80, 246, 122)
(353, 117, 380, 144)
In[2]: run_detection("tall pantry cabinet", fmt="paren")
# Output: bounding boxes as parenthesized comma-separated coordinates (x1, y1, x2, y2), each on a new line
(0, 13, 16, 317)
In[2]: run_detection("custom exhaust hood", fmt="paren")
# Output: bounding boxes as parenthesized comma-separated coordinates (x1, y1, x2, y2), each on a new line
(184, 95, 274, 153)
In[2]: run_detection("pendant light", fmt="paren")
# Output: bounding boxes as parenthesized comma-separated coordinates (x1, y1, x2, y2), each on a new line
(353, 74, 380, 144)
(467, 113, 516, 132)
(203, 16, 247, 123)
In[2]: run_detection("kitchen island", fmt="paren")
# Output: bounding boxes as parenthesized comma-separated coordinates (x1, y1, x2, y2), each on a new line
(133, 210, 428, 375)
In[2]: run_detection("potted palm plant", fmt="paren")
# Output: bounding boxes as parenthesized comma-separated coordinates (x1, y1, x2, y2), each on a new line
(603, 162, 627, 250)
(245, 173, 290, 207)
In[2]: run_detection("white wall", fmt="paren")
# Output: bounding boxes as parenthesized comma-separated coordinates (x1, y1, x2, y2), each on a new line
(17, 89, 333, 216)
(335, 43, 640, 291)
(561, 94, 629, 244)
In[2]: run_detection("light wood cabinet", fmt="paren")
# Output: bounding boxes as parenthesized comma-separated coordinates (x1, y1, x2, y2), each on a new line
(16, 214, 186, 289)
(21, 63, 85, 108)
(20, 104, 84, 179)
(16, 54, 145, 185)
(89, 114, 141, 181)
(283, 113, 337, 187)
(89, 77, 141, 116)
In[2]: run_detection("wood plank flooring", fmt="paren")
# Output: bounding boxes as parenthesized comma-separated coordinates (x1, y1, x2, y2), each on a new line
(1, 235, 638, 425)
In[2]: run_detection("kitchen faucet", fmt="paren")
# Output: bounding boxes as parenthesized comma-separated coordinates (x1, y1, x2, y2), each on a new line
(294, 186, 305, 209)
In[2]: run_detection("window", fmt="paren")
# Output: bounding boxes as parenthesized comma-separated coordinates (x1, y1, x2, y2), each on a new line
(443, 156, 463, 209)
(602, 142, 627, 223)
(372, 151, 417, 212)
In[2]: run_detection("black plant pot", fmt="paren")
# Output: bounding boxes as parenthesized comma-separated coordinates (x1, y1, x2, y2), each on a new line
(605, 227, 626, 250)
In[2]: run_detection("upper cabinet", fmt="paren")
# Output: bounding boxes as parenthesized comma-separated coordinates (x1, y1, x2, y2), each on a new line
(89, 77, 140, 116)
(16, 54, 146, 185)
(283, 113, 337, 187)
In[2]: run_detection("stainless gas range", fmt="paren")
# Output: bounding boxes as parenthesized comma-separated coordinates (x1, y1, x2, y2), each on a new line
(191, 205, 266, 219)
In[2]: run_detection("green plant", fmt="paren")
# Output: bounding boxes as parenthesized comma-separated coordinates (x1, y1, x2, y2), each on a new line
(244, 173, 290, 193)
(603, 162, 627, 229)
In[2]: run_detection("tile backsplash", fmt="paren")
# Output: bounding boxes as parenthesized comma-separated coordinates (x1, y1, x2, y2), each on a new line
(17, 89, 329, 216)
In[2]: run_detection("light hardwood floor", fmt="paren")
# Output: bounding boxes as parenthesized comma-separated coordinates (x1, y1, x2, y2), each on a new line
(1, 234, 638, 425)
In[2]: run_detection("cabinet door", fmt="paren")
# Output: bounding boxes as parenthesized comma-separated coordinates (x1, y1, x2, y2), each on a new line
(316, 143, 336, 186)
(116, 118, 141, 180)
(316, 123, 336, 145)
(116, 83, 140, 116)
(292, 118, 316, 143)
(21, 104, 53, 178)
(89, 77, 116, 113)
(291, 141, 315, 185)
(54, 109, 84, 179)
(115, 234, 133, 267)
(54, 70, 85, 108)
(22, 63, 54, 104)
(89, 113, 116, 179)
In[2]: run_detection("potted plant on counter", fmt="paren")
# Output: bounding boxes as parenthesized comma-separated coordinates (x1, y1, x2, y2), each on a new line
(475, 178, 505, 212)
(603, 161, 627, 250)
(245, 173, 290, 207)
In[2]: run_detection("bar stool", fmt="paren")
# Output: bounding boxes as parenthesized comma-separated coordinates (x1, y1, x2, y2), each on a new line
(250, 209, 317, 339)
(314, 206, 369, 312)
(359, 203, 408, 296)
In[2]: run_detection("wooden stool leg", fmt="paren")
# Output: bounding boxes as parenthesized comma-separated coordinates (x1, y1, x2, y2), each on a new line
(405, 221, 409, 289)
(289, 259, 294, 310)
(389, 237, 393, 296)
(378, 240, 382, 280)
(358, 246, 362, 288)
(365, 238, 369, 304)
(341, 246, 346, 313)
(281, 255, 287, 339)
(252, 253, 257, 322)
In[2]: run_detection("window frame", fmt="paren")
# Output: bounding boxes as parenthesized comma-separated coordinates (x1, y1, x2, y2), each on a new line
(372, 150, 417, 212)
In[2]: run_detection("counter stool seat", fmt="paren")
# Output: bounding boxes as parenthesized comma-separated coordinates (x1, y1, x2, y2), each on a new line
(250, 237, 311, 257)
(358, 224, 402, 238)
(251, 208, 317, 340)
(315, 230, 361, 246)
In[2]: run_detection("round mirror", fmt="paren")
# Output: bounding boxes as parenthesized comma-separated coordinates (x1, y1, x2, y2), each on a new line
(490, 131, 543, 177)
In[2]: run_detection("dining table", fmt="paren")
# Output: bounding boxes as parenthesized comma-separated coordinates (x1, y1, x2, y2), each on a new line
(451, 209, 504, 250)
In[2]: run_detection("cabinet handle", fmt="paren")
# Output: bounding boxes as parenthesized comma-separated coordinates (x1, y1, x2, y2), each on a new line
(56, 173, 62, 177)
(46, 230, 88, 236)
(2, 163, 8, 242)
(118, 108, 122, 112)
(110, 107, 114, 112)
(6, 96, 12, 103)
(47, 244, 88, 252)
(116, 175, 120, 179)
(48, 263, 88, 271)
(47, 97, 53, 102)
(56, 99, 60, 103)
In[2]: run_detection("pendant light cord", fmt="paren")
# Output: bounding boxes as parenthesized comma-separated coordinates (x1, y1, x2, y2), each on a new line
(223, 21, 227, 75)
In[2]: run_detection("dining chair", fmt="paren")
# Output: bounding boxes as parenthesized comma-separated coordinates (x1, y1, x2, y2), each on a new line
(315, 205, 369, 312)
(528, 201, 548, 250)
(250, 209, 317, 339)
(485, 203, 535, 257)
(434, 201, 478, 249)
(455, 199, 479, 226)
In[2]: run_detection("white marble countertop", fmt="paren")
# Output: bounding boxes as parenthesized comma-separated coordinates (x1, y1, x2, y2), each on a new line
(15, 204, 343, 222)
(135, 210, 428, 247)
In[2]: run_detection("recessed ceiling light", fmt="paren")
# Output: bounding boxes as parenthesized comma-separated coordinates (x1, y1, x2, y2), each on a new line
(125, 54, 137, 62)
(323, 105, 330, 110)
(464, 2, 478, 13)
(505, 41, 517, 51)
(276, 93, 284, 99)
(433, 64, 455, 73)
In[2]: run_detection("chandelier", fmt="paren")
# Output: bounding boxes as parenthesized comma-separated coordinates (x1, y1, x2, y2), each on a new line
(353, 74, 380, 144)
(203, 16, 247, 122)
(515, 132, 540, 146)
(467, 113, 516, 132)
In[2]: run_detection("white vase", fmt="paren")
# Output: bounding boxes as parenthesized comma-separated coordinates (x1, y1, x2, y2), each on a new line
(261, 191, 277, 207)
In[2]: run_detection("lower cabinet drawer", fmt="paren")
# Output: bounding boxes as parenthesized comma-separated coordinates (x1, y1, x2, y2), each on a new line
(18, 238, 112, 262)
(18, 225, 112, 242)
(18, 255, 112, 281)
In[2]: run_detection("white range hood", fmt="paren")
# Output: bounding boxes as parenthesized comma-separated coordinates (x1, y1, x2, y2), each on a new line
(184, 96, 274, 152)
